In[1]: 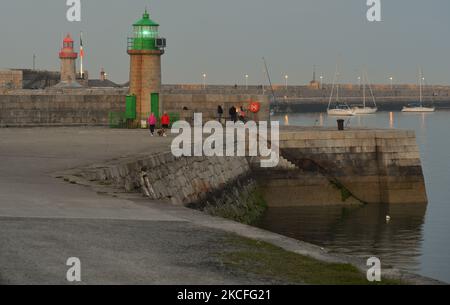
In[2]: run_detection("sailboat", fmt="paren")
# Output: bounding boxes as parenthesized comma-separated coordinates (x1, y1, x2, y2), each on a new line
(353, 70, 378, 114)
(327, 65, 355, 116)
(402, 69, 435, 113)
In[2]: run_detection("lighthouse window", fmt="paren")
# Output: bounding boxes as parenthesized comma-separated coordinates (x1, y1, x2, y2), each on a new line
(134, 26, 158, 38)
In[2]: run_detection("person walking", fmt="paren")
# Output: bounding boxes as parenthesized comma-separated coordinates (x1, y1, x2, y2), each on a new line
(148, 113, 157, 136)
(217, 105, 224, 123)
(161, 112, 170, 137)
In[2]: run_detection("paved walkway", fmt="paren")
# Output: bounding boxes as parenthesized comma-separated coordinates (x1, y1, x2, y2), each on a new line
(0, 127, 273, 284)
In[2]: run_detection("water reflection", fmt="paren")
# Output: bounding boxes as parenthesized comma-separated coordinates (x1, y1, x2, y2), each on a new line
(257, 203, 427, 272)
(389, 112, 394, 128)
(279, 111, 432, 131)
(266, 111, 450, 282)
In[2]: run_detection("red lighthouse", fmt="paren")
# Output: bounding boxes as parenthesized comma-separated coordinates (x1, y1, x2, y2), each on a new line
(58, 34, 79, 85)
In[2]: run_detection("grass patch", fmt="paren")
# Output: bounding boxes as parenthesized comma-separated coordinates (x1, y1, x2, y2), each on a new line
(205, 187, 267, 225)
(221, 236, 403, 285)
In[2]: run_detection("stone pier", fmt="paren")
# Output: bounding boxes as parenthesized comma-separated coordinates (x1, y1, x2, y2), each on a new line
(254, 127, 427, 206)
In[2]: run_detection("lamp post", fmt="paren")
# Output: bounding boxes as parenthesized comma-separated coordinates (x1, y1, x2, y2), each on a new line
(202, 73, 207, 89)
(320, 75, 323, 89)
(284, 74, 289, 90)
(245, 74, 249, 90)
(389, 76, 394, 90)
(357, 76, 361, 90)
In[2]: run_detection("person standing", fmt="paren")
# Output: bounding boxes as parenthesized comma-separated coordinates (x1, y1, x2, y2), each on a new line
(148, 113, 157, 136)
(229, 106, 237, 122)
(239, 106, 246, 122)
(217, 105, 224, 123)
(161, 112, 170, 137)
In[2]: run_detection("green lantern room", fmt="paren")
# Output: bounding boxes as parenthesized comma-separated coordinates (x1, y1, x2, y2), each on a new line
(128, 9, 166, 51)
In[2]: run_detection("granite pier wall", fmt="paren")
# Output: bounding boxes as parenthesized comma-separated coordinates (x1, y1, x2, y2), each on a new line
(254, 127, 427, 206)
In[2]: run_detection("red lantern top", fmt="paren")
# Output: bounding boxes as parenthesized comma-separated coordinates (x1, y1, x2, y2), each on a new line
(63, 34, 74, 43)
(59, 34, 78, 59)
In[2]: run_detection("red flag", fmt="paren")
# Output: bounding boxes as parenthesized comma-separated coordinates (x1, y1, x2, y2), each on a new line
(80, 33, 84, 58)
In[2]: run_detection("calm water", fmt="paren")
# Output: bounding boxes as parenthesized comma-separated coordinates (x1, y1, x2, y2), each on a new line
(258, 111, 450, 283)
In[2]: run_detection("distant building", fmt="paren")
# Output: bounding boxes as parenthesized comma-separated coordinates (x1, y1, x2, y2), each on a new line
(308, 65, 320, 89)
(0, 70, 23, 89)
(86, 68, 120, 88)
(88, 79, 121, 88)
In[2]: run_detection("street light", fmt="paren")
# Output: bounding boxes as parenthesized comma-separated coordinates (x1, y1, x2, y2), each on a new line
(320, 75, 323, 89)
(245, 74, 249, 90)
(357, 76, 361, 90)
(389, 76, 394, 90)
(202, 73, 207, 89)
(284, 74, 289, 90)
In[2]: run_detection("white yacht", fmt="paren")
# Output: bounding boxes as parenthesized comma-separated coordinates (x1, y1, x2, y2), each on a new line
(402, 104, 435, 112)
(353, 70, 378, 114)
(328, 105, 355, 116)
(327, 65, 355, 116)
(353, 107, 377, 114)
(402, 69, 435, 112)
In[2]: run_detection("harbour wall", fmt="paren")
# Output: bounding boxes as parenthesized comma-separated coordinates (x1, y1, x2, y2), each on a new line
(63, 127, 427, 209)
(68, 152, 266, 224)
(0, 89, 127, 127)
(162, 83, 450, 98)
(163, 93, 270, 122)
(162, 84, 450, 112)
(254, 127, 428, 206)
(0, 89, 269, 127)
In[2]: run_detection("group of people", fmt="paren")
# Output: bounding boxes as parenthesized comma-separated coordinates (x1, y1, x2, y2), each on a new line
(147, 112, 170, 137)
(148, 106, 247, 138)
(217, 105, 247, 123)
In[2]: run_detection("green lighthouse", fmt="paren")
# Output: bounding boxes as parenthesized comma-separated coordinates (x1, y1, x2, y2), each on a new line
(127, 9, 166, 123)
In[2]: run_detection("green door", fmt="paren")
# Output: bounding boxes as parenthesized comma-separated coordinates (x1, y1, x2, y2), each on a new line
(125, 95, 136, 120)
(151, 93, 160, 118)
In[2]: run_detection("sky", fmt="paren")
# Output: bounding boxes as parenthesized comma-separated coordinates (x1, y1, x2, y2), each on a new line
(0, 0, 449, 85)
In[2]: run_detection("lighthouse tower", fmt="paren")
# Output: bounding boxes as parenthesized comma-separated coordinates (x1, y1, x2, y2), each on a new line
(58, 34, 80, 87)
(127, 9, 166, 122)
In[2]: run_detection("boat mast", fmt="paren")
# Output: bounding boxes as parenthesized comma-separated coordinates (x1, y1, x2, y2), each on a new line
(365, 70, 377, 108)
(419, 67, 423, 107)
(262, 57, 277, 104)
(328, 63, 339, 110)
(362, 70, 366, 108)
(336, 72, 340, 103)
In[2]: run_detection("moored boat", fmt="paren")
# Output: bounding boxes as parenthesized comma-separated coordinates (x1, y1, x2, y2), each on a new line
(328, 105, 355, 116)
(353, 69, 378, 115)
(402, 68, 435, 113)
